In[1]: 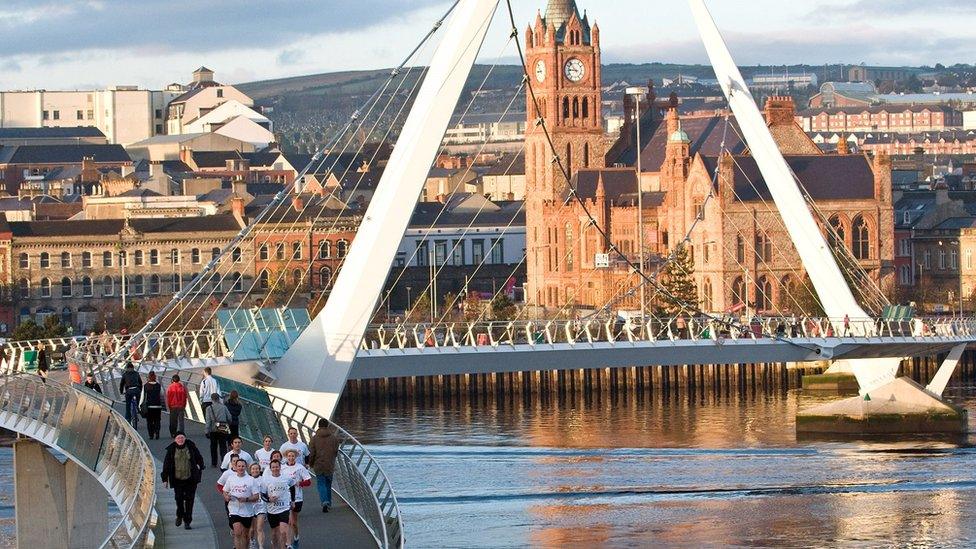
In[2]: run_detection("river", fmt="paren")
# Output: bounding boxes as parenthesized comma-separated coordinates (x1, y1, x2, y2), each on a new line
(334, 383, 976, 548)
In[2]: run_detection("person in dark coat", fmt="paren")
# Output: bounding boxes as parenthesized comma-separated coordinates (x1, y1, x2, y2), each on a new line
(37, 345, 49, 383)
(119, 361, 142, 428)
(225, 390, 243, 439)
(83, 372, 102, 394)
(161, 432, 205, 530)
(142, 371, 164, 440)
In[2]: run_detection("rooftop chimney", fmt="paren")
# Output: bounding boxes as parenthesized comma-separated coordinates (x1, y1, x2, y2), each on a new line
(292, 195, 304, 211)
(764, 96, 797, 126)
(231, 196, 245, 219)
(837, 134, 850, 155)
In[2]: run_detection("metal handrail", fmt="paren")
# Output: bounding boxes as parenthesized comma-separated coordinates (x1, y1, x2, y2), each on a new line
(0, 372, 158, 548)
(78, 356, 404, 549)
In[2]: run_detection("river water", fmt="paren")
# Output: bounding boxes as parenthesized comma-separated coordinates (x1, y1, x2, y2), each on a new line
(334, 383, 976, 548)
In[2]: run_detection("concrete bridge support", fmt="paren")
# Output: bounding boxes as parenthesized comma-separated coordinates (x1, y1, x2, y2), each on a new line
(14, 440, 108, 549)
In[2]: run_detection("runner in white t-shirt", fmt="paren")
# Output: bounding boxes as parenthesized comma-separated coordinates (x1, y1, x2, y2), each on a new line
(222, 459, 259, 549)
(254, 435, 275, 470)
(281, 449, 312, 548)
(262, 459, 297, 549)
(248, 462, 268, 549)
(220, 437, 253, 470)
(279, 428, 309, 464)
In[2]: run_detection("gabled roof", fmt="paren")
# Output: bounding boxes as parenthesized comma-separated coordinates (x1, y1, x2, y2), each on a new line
(609, 114, 749, 172)
(702, 154, 877, 201)
(0, 144, 130, 165)
(409, 197, 524, 228)
(191, 150, 245, 169)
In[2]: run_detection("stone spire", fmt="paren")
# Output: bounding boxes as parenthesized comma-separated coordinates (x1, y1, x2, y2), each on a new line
(543, 0, 588, 42)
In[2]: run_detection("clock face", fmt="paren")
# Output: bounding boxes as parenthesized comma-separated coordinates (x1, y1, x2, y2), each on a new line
(535, 60, 546, 83)
(564, 58, 585, 82)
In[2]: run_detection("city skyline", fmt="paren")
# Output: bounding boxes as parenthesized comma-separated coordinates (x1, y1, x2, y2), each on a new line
(1, 0, 975, 90)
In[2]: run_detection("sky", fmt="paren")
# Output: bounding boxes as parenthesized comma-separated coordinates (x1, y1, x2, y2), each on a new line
(1, 0, 975, 90)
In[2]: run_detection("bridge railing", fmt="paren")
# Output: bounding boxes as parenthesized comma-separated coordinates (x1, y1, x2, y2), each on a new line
(358, 316, 976, 352)
(0, 372, 158, 548)
(76, 352, 404, 549)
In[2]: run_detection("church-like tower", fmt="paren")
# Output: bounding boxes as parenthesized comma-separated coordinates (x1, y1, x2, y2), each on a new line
(525, 0, 605, 309)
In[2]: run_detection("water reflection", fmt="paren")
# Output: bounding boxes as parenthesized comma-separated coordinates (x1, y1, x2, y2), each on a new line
(334, 385, 976, 547)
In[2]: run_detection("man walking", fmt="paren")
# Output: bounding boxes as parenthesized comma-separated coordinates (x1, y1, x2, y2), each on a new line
(161, 432, 205, 530)
(119, 362, 142, 428)
(198, 367, 220, 416)
(205, 393, 232, 468)
(167, 374, 188, 438)
(308, 418, 342, 513)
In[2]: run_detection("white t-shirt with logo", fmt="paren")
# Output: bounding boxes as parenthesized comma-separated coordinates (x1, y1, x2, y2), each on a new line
(217, 469, 235, 489)
(223, 473, 258, 517)
(262, 473, 298, 515)
(279, 440, 309, 462)
(280, 462, 312, 502)
(250, 475, 267, 515)
(221, 450, 254, 470)
(254, 448, 275, 471)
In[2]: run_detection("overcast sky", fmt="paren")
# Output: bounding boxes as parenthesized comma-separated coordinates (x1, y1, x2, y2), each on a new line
(1, 0, 974, 90)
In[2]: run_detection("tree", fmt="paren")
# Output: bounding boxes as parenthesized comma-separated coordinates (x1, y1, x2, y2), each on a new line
(657, 245, 698, 316)
(41, 315, 69, 339)
(13, 319, 44, 341)
(792, 274, 825, 317)
(406, 293, 432, 323)
(463, 293, 485, 321)
(490, 294, 517, 321)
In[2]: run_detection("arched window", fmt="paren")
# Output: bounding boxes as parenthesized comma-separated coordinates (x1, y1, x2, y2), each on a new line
(565, 223, 574, 272)
(779, 275, 796, 312)
(572, 97, 580, 118)
(756, 276, 773, 311)
(582, 97, 589, 120)
(318, 241, 331, 259)
(102, 276, 114, 297)
(81, 277, 92, 297)
(82, 251, 92, 268)
(292, 269, 303, 287)
(259, 244, 269, 261)
(852, 215, 870, 259)
(275, 243, 286, 261)
(172, 274, 182, 293)
(319, 267, 333, 288)
(149, 274, 160, 294)
(336, 240, 349, 259)
(232, 247, 242, 263)
(562, 97, 570, 119)
(61, 251, 71, 268)
(232, 272, 244, 292)
(754, 234, 771, 262)
(132, 275, 144, 295)
(211, 247, 220, 261)
(702, 278, 713, 311)
(134, 250, 144, 266)
(292, 242, 302, 260)
(60, 277, 72, 298)
(565, 143, 572, 175)
(735, 235, 745, 264)
(828, 215, 846, 249)
(18, 279, 29, 299)
(731, 276, 746, 307)
(40, 252, 50, 268)
(259, 270, 270, 290)
(102, 251, 112, 267)
(40, 278, 51, 298)
(18, 253, 28, 269)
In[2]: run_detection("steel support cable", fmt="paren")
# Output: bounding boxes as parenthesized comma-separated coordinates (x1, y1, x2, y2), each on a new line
(503, 0, 819, 353)
(108, 6, 461, 364)
(726, 122, 889, 312)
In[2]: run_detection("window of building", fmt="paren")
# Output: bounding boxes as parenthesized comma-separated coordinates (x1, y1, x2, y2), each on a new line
(18, 253, 28, 269)
(86, 110, 93, 120)
(491, 238, 504, 265)
(18, 279, 29, 299)
(192, 248, 201, 264)
(735, 235, 745, 264)
(232, 247, 242, 263)
(76, 110, 84, 120)
(923, 249, 931, 269)
(731, 277, 746, 306)
(154, 109, 162, 119)
(967, 249, 973, 270)
(217, 89, 224, 98)
(172, 274, 182, 293)
(60, 252, 71, 268)
(472, 240, 485, 264)
(703, 243, 710, 264)
(102, 276, 114, 296)
(260, 244, 269, 261)
(828, 215, 846, 249)
(82, 277, 93, 297)
(61, 277, 72, 298)
(416, 242, 429, 267)
(132, 275, 144, 295)
(212, 247, 220, 261)
(171, 249, 180, 265)
(149, 274, 160, 294)
(452, 240, 465, 266)
(102, 251, 112, 267)
(292, 242, 302, 260)
(318, 241, 331, 259)
(754, 235, 771, 263)
(149, 249, 159, 265)
(43, 111, 49, 120)
(259, 270, 269, 290)
(852, 216, 870, 259)
(134, 250, 144, 266)
(756, 276, 773, 311)
(951, 249, 958, 270)
(939, 250, 947, 270)
(899, 238, 911, 257)
(903, 211, 910, 224)
(899, 265, 911, 285)
(40, 278, 51, 298)
(702, 278, 713, 311)
(119, 250, 127, 267)
(81, 251, 91, 268)
(292, 269, 303, 287)
(232, 272, 244, 292)
(319, 267, 332, 288)
(336, 240, 349, 259)
(53, 110, 60, 120)
(434, 241, 447, 266)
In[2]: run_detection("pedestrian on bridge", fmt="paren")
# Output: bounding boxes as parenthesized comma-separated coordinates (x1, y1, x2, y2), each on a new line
(119, 362, 143, 428)
(142, 372, 164, 440)
(199, 367, 220, 416)
(255, 435, 275, 470)
(161, 432, 205, 530)
(279, 427, 309, 465)
(308, 418, 341, 513)
(226, 390, 243, 440)
(221, 437, 254, 470)
(206, 393, 233, 468)
(262, 459, 296, 549)
(167, 374, 188, 438)
(83, 372, 102, 394)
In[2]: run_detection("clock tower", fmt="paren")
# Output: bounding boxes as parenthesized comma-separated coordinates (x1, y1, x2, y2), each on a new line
(524, 0, 605, 309)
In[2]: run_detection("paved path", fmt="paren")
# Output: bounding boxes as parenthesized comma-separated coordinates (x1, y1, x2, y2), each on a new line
(134, 410, 376, 549)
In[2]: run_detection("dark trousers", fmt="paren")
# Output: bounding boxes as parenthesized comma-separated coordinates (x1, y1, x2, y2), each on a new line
(173, 481, 197, 525)
(230, 422, 239, 440)
(124, 389, 140, 426)
(209, 432, 227, 467)
(169, 407, 186, 438)
(146, 408, 162, 439)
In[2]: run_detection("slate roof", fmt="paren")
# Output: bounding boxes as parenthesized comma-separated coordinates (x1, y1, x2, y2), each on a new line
(9, 214, 242, 238)
(571, 169, 641, 200)
(609, 114, 749, 172)
(409, 199, 524, 228)
(932, 217, 976, 230)
(192, 150, 244, 169)
(0, 127, 106, 139)
(0, 144, 131, 164)
(482, 153, 525, 176)
(701, 155, 877, 201)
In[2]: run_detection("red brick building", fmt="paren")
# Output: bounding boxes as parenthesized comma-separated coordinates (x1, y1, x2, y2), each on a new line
(0, 144, 132, 195)
(798, 105, 962, 134)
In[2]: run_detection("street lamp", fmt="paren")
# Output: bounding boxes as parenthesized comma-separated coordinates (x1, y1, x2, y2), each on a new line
(626, 86, 647, 320)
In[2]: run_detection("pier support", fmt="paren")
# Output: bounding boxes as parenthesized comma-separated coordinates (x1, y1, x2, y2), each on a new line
(14, 440, 108, 549)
